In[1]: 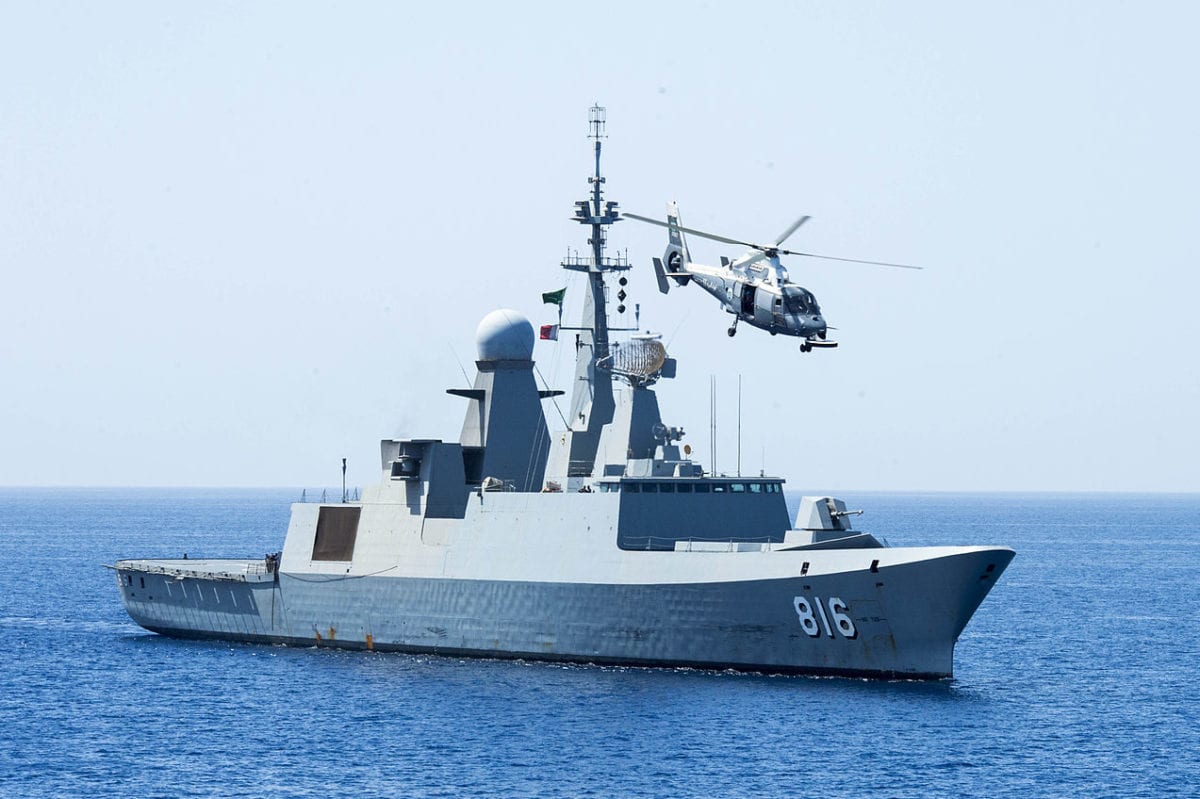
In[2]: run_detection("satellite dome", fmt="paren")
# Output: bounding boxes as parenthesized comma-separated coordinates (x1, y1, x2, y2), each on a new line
(475, 309, 535, 361)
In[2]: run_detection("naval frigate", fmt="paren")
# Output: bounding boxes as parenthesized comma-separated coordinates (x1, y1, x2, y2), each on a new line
(113, 107, 1013, 679)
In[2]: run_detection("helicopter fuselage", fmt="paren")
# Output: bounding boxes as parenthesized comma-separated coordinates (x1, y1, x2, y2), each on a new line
(684, 262, 829, 341)
(633, 201, 882, 350)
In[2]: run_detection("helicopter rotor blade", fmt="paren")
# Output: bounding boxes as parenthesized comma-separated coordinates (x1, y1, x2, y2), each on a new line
(622, 212, 762, 249)
(773, 215, 811, 246)
(730, 251, 769, 269)
(779, 250, 923, 270)
(626, 211, 921, 269)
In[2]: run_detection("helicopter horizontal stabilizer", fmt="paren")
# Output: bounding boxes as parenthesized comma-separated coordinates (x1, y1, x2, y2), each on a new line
(652, 257, 671, 294)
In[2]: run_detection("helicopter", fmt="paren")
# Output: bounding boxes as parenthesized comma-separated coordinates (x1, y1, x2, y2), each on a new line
(623, 202, 921, 352)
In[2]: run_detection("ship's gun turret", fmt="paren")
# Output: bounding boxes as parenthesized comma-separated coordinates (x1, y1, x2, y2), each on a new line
(779, 496, 884, 551)
(797, 496, 863, 532)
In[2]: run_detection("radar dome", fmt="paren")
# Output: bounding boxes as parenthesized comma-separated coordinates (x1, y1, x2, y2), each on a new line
(475, 309, 535, 361)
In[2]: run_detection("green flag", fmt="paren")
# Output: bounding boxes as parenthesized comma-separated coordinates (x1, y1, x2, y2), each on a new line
(542, 287, 566, 306)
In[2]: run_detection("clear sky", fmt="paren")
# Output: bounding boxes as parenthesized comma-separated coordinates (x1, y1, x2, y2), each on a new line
(2, 2, 1197, 491)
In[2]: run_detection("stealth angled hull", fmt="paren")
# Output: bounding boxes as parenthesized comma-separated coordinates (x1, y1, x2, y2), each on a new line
(115, 527, 1012, 679)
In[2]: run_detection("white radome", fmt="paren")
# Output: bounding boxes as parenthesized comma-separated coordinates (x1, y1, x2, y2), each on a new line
(475, 309, 535, 361)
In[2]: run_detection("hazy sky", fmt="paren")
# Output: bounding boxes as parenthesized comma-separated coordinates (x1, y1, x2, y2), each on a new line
(3, 2, 1197, 491)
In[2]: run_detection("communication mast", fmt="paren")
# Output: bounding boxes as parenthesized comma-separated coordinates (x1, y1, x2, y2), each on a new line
(556, 104, 633, 475)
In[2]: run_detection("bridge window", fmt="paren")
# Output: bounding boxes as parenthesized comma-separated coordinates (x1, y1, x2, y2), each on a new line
(749, 482, 763, 493)
(623, 483, 640, 494)
(712, 484, 726, 493)
(695, 483, 710, 493)
(676, 484, 693, 493)
(659, 483, 675, 493)
(730, 483, 746, 493)
(642, 483, 658, 493)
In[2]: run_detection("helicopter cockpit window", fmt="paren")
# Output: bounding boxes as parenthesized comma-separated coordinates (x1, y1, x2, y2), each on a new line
(782, 288, 808, 313)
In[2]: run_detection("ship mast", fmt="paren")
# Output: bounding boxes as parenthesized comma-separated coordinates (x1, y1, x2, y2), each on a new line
(557, 104, 630, 476)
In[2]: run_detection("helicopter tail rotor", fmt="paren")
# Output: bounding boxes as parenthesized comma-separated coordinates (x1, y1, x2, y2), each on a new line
(660, 201, 695, 282)
(640, 201, 694, 293)
(665, 201, 692, 264)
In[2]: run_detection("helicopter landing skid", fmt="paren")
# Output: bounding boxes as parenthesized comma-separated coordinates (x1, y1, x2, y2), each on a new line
(801, 339, 838, 352)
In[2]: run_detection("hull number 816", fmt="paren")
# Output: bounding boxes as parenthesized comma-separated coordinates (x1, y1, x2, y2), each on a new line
(793, 596, 857, 639)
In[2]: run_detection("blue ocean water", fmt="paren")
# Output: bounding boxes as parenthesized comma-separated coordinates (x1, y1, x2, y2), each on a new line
(1, 489, 1197, 798)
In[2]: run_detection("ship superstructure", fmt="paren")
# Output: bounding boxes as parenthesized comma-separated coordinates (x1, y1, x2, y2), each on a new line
(112, 108, 1013, 679)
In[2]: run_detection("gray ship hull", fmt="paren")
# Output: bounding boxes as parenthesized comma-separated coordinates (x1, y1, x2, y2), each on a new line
(116, 545, 1012, 679)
